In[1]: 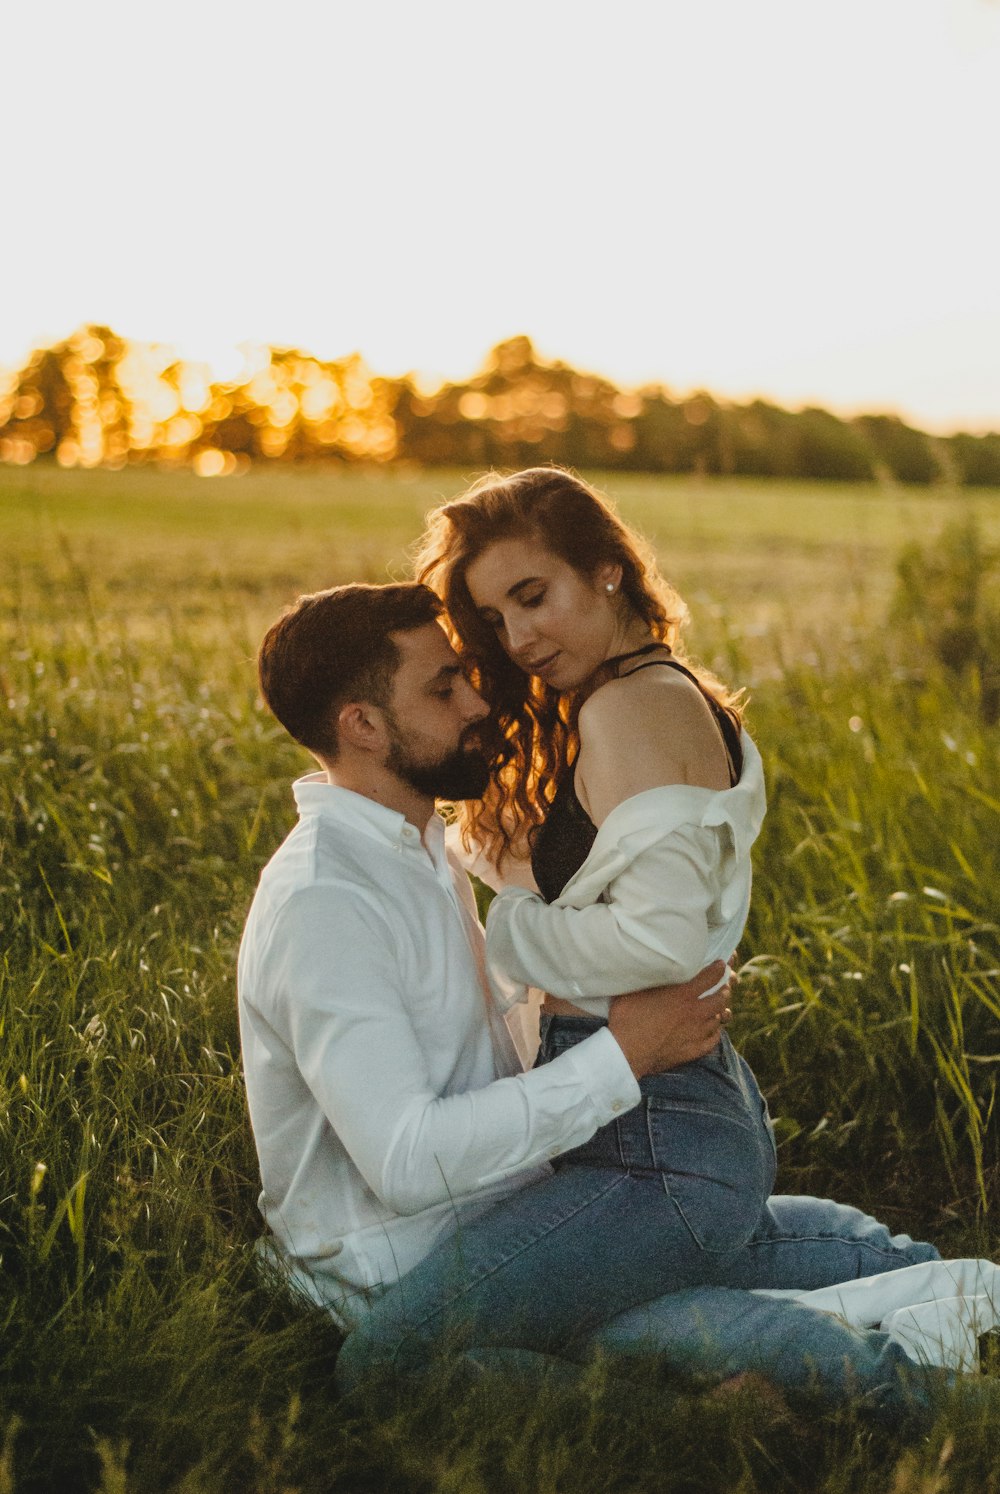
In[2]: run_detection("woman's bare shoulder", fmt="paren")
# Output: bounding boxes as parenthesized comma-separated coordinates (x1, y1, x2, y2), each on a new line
(577, 667, 731, 818)
(579, 665, 721, 751)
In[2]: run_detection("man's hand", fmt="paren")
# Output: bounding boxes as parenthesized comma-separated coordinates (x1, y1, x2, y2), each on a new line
(608, 961, 734, 1079)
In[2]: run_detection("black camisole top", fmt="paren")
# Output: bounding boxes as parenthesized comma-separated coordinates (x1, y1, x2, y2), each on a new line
(530, 646, 743, 905)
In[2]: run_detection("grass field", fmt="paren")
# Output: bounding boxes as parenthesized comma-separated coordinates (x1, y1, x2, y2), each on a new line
(6, 461, 1000, 659)
(2, 463, 1000, 1491)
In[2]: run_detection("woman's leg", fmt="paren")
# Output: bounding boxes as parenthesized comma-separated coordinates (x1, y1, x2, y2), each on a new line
(753, 1255, 1000, 1372)
(333, 1176, 943, 1393)
(705, 1194, 941, 1292)
(335, 1163, 705, 1390)
(336, 1035, 781, 1391)
(335, 1031, 950, 1394)
(587, 1286, 946, 1428)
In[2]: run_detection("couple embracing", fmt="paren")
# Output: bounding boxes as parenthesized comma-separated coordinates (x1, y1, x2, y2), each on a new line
(238, 466, 998, 1425)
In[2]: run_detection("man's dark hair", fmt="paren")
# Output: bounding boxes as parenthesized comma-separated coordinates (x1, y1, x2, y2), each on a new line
(257, 582, 443, 757)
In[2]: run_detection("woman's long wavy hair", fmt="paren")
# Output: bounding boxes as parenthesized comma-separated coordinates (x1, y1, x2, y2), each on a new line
(414, 467, 744, 868)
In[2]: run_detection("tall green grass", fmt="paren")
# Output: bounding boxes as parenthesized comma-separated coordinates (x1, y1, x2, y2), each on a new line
(1, 465, 998, 1490)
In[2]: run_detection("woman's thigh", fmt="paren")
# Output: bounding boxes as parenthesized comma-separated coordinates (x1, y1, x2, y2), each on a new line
(557, 1041, 777, 1254)
(334, 1184, 942, 1392)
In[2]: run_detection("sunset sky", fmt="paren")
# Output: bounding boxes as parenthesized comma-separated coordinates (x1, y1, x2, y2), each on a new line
(3, 0, 999, 432)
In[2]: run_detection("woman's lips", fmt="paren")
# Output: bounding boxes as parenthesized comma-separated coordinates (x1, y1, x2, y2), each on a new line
(527, 651, 560, 679)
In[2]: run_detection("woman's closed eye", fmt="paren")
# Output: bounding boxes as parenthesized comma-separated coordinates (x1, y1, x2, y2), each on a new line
(479, 591, 545, 632)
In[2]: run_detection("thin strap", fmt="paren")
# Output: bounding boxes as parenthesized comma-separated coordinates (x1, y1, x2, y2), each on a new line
(614, 654, 742, 786)
(602, 641, 667, 672)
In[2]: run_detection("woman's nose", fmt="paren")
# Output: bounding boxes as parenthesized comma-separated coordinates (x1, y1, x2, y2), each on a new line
(503, 613, 537, 656)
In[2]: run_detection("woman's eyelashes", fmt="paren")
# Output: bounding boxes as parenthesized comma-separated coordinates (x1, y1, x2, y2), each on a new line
(478, 592, 544, 635)
(497, 592, 545, 627)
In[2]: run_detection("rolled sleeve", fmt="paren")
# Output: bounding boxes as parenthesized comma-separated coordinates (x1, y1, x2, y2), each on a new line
(485, 826, 720, 1002)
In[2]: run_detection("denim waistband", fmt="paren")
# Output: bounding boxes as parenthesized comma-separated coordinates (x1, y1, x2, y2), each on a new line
(537, 1012, 736, 1082)
(537, 1012, 607, 1048)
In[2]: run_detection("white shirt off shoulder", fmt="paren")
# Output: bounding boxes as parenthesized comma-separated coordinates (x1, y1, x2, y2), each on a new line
(483, 732, 767, 1018)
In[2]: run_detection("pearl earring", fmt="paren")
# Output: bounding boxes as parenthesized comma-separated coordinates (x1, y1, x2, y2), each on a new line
(605, 582, 616, 594)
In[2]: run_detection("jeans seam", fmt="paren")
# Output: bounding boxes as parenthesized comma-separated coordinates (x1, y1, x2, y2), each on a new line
(644, 1102, 757, 1130)
(747, 1233, 926, 1264)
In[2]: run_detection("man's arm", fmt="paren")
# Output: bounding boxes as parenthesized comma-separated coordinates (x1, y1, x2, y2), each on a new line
(261, 885, 728, 1218)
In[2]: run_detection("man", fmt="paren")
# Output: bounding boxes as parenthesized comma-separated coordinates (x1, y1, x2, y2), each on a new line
(238, 581, 948, 1418)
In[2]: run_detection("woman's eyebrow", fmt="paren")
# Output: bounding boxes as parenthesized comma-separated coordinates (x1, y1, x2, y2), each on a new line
(507, 576, 542, 598)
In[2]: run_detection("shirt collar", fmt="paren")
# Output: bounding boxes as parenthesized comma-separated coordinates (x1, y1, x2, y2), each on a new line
(292, 772, 443, 854)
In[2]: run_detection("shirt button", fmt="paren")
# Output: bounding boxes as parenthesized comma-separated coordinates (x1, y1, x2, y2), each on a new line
(610, 1100, 624, 1113)
(548, 1147, 559, 1158)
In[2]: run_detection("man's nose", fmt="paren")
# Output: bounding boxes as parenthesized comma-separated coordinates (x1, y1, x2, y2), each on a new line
(464, 685, 490, 723)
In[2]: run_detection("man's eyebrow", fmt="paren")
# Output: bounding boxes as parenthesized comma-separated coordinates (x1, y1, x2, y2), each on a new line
(426, 663, 464, 685)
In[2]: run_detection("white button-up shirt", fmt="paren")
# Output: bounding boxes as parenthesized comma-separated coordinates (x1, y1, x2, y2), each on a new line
(237, 774, 639, 1324)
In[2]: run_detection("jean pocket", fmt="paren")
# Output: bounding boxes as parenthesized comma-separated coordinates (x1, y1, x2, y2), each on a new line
(644, 1099, 770, 1253)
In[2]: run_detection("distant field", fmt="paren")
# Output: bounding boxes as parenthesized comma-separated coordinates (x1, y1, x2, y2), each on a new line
(4, 462, 1000, 671)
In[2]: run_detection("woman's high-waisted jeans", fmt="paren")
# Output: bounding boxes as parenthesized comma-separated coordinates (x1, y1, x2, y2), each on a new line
(538, 1015, 777, 1254)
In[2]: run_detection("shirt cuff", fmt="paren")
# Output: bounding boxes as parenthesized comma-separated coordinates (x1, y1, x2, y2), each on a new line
(557, 1025, 641, 1123)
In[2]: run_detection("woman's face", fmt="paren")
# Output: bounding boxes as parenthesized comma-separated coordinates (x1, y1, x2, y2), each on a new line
(464, 535, 622, 691)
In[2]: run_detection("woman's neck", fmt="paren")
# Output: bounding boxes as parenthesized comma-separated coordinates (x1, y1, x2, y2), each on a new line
(576, 623, 662, 705)
(609, 611, 659, 659)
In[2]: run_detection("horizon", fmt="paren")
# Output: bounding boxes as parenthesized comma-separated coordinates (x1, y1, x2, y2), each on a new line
(3, 323, 999, 442)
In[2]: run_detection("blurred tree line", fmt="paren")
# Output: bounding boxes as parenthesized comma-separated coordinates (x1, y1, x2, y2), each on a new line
(2, 325, 999, 485)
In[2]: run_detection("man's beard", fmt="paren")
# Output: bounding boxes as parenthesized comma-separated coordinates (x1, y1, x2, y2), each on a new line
(384, 719, 491, 801)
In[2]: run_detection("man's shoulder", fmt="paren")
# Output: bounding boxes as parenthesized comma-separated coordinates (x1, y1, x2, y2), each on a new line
(260, 811, 391, 889)
(239, 822, 402, 1007)
(251, 812, 394, 914)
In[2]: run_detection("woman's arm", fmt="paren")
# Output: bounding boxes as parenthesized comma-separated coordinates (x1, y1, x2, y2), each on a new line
(484, 671, 738, 1001)
(485, 824, 722, 999)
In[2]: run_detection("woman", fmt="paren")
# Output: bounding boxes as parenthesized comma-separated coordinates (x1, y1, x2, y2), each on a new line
(416, 464, 776, 1259)
(406, 464, 998, 1365)
(334, 468, 998, 1403)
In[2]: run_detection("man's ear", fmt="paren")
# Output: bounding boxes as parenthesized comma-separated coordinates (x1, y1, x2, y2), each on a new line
(336, 700, 385, 753)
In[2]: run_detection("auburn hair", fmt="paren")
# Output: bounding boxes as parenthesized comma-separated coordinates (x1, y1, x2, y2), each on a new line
(414, 467, 743, 867)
